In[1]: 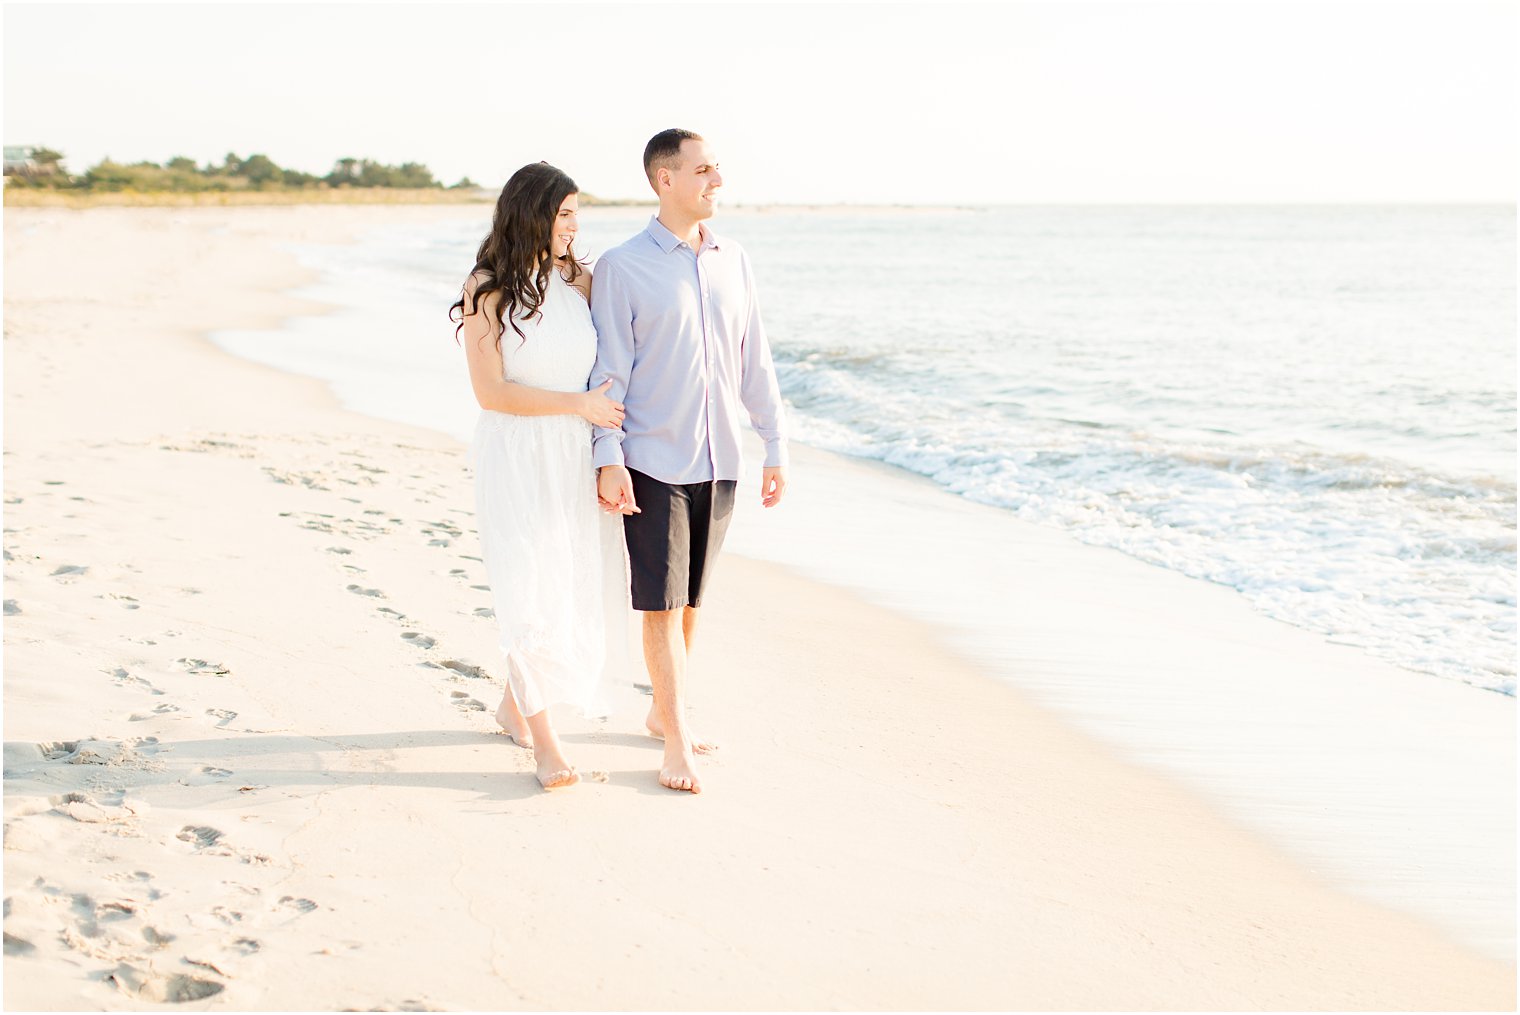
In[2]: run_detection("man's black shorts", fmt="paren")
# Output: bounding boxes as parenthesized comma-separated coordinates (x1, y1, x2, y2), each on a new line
(622, 468, 737, 612)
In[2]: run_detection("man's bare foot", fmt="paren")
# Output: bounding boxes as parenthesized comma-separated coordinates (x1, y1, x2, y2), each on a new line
(659, 746, 702, 794)
(494, 691, 533, 749)
(646, 709, 719, 755)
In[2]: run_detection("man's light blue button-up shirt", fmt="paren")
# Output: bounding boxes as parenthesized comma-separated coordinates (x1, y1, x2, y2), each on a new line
(589, 216, 788, 485)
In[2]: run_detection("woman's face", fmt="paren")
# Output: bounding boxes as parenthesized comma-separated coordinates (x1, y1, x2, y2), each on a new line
(551, 191, 579, 258)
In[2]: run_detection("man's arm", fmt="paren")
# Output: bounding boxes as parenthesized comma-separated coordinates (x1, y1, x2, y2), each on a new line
(588, 255, 640, 515)
(737, 251, 789, 507)
(588, 256, 634, 470)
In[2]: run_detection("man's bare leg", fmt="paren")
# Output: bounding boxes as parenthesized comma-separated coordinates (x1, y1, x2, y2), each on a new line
(523, 707, 578, 790)
(643, 608, 700, 793)
(644, 605, 719, 754)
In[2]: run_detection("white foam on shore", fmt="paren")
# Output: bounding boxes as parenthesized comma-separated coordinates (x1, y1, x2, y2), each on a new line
(726, 437, 1515, 960)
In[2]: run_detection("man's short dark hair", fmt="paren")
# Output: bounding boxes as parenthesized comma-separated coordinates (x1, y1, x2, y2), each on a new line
(643, 128, 704, 188)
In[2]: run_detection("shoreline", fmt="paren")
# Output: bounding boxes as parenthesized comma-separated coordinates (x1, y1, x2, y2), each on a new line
(4, 204, 1514, 1009)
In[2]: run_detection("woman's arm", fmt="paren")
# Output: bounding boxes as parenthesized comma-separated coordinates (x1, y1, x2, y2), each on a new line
(459, 274, 623, 426)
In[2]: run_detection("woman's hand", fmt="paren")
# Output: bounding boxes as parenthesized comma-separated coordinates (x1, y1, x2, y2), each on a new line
(578, 380, 625, 428)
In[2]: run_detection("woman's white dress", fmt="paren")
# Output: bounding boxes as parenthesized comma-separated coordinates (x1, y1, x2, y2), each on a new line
(469, 269, 629, 717)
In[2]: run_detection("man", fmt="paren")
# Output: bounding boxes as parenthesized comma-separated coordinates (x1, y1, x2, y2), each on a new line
(590, 128, 788, 795)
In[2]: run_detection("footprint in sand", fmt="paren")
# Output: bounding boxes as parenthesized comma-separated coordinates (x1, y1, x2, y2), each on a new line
(472, 607, 494, 618)
(106, 963, 224, 1003)
(50, 790, 139, 824)
(50, 564, 88, 579)
(4, 933, 36, 956)
(108, 667, 166, 695)
(141, 926, 175, 949)
(3, 600, 18, 615)
(346, 584, 385, 598)
(107, 593, 140, 609)
(441, 660, 488, 680)
(179, 765, 234, 788)
(40, 737, 157, 768)
(128, 703, 182, 721)
(325, 546, 352, 556)
(95, 900, 137, 923)
(377, 606, 406, 621)
(176, 825, 225, 849)
(277, 896, 317, 914)
(449, 691, 487, 712)
(177, 658, 230, 676)
(400, 632, 436, 649)
(205, 709, 238, 727)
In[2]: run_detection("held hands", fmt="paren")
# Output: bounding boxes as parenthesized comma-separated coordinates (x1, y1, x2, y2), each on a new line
(761, 466, 788, 508)
(578, 381, 625, 429)
(597, 465, 640, 516)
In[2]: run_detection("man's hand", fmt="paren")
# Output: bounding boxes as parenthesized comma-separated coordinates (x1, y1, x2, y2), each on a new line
(760, 466, 787, 508)
(597, 465, 640, 516)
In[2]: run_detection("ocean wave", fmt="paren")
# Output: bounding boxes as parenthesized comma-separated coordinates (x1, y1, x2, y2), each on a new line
(774, 355, 1516, 696)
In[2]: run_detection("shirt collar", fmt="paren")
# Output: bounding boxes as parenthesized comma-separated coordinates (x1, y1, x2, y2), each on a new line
(645, 215, 721, 254)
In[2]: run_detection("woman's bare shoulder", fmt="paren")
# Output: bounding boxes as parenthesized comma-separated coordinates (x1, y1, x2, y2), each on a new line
(461, 271, 500, 311)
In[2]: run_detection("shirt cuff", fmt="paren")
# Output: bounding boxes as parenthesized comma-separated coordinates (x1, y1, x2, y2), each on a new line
(592, 434, 626, 470)
(762, 438, 788, 469)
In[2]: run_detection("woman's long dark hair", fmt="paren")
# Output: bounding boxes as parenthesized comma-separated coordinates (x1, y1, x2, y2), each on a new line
(450, 161, 584, 347)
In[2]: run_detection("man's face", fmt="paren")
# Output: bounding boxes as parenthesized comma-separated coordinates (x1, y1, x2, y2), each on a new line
(660, 139, 722, 220)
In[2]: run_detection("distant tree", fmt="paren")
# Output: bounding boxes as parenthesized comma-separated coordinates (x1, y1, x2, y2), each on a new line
(30, 147, 65, 170)
(391, 161, 440, 188)
(327, 158, 361, 186)
(239, 153, 281, 187)
(450, 176, 478, 190)
(84, 159, 173, 192)
(323, 157, 440, 189)
(166, 156, 197, 172)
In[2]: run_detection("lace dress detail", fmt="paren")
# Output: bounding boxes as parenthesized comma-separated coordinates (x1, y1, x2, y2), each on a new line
(468, 270, 630, 717)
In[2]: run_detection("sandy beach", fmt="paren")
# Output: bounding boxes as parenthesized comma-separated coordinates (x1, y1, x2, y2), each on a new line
(3, 205, 1515, 1010)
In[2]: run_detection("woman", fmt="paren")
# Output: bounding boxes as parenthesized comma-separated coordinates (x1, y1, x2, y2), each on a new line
(450, 162, 629, 790)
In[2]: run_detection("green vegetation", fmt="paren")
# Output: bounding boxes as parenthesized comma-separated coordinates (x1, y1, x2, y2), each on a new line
(3, 148, 473, 194)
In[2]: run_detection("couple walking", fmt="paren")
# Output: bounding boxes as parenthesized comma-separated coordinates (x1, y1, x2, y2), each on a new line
(450, 129, 788, 795)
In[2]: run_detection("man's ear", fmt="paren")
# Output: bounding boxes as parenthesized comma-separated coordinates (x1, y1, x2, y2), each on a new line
(656, 167, 671, 191)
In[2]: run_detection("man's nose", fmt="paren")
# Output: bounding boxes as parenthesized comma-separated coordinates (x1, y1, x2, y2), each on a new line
(709, 170, 723, 188)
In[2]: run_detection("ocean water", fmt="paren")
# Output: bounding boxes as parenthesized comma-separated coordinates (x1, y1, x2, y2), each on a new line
(220, 203, 1517, 695)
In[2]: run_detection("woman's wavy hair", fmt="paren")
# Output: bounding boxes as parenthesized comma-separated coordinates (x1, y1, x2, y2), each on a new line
(450, 161, 584, 347)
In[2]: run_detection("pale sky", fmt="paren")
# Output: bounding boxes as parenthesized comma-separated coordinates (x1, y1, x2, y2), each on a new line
(4, 1, 1516, 203)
